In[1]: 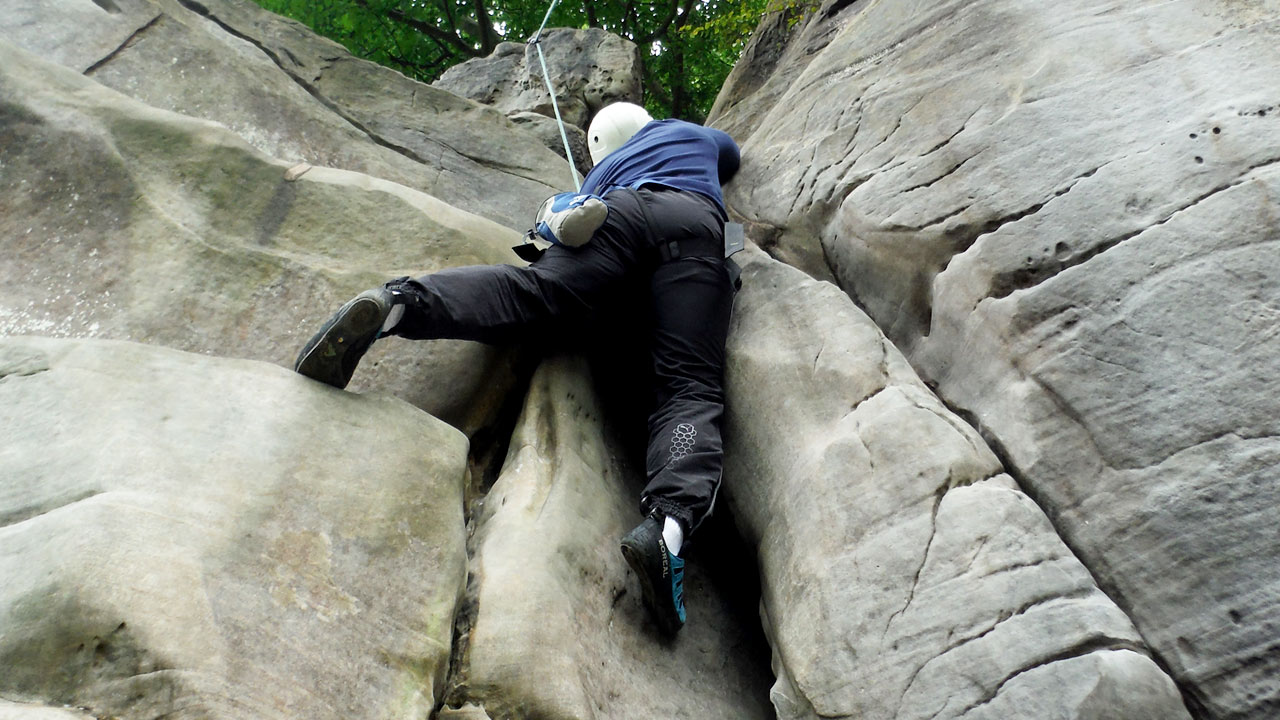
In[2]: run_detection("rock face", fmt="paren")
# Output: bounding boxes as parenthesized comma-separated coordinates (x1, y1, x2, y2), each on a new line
(713, 1, 1280, 718)
(1, 0, 571, 229)
(434, 27, 643, 175)
(2, 1, 1274, 718)
(0, 336, 469, 719)
(724, 248, 1189, 720)
(0, 39, 522, 438)
(435, 27, 643, 131)
(447, 355, 773, 719)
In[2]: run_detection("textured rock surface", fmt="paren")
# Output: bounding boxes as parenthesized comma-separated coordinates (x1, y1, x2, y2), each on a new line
(0, 700, 96, 720)
(508, 110, 591, 182)
(4, 0, 1273, 718)
(451, 355, 773, 720)
(0, 39, 521, 435)
(0, 336, 469, 719)
(713, 2, 1280, 716)
(723, 248, 1190, 720)
(435, 28, 643, 131)
(0, 0, 570, 229)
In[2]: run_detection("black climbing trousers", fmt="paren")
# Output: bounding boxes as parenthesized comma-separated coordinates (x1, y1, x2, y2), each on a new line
(388, 186, 733, 533)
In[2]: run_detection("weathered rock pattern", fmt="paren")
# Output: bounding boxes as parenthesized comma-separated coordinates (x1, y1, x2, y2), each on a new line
(507, 110, 592, 182)
(0, 699, 96, 720)
(435, 27, 643, 131)
(434, 27, 643, 175)
(1, 0, 571, 229)
(0, 336, 470, 719)
(451, 356, 772, 720)
(3, 0, 1275, 718)
(713, 1, 1280, 717)
(0, 39, 521, 437)
(723, 248, 1190, 720)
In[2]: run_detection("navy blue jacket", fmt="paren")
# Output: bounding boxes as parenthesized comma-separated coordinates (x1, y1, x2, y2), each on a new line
(580, 119, 740, 213)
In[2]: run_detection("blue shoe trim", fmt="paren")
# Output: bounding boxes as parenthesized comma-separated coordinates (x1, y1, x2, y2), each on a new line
(669, 551, 686, 623)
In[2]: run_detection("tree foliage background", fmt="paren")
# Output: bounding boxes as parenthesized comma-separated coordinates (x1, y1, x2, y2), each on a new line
(248, 0, 811, 121)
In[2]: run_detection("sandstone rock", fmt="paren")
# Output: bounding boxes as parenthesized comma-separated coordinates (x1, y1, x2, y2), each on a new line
(0, 336, 469, 719)
(509, 111, 591, 180)
(713, 2, 1280, 716)
(0, 39, 522, 437)
(0, 700, 95, 720)
(723, 248, 1189, 720)
(0, 0, 570, 229)
(451, 355, 773, 720)
(434, 28, 644, 132)
(435, 704, 493, 720)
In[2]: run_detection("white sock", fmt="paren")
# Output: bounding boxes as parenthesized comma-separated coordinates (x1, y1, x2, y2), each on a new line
(380, 303, 405, 333)
(662, 516, 684, 557)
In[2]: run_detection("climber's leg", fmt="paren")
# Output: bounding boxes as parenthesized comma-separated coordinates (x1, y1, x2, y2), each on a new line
(387, 189, 654, 345)
(294, 188, 655, 386)
(639, 255, 735, 533)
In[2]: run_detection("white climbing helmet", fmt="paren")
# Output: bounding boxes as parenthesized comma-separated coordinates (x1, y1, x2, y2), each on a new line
(587, 102, 653, 165)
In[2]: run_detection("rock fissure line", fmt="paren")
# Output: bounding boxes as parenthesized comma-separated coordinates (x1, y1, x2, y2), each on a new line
(172, 0, 421, 161)
(174, 0, 547, 184)
(900, 152, 981, 195)
(0, 490, 106, 531)
(942, 634, 1150, 720)
(978, 162, 1104, 236)
(841, 382, 890, 421)
(895, 585, 1095, 713)
(980, 553, 1066, 579)
(436, 545, 481, 715)
(1025, 372, 1111, 469)
(885, 202, 973, 232)
(0, 366, 51, 381)
(925, 389, 1208, 717)
(83, 13, 163, 76)
(902, 390, 994, 473)
(788, 143, 825, 217)
(988, 153, 1280, 301)
(862, 93, 926, 161)
(1121, 428, 1280, 476)
(884, 487, 944, 633)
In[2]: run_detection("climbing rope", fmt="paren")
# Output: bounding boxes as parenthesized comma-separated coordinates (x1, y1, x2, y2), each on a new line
(529, 0, 582, 190)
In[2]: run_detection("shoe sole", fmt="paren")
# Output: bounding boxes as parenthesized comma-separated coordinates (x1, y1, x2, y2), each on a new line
(621, 537, 683, 635)
(294, 296, 384, 388)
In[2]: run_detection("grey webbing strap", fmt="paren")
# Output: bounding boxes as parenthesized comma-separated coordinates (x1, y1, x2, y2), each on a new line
(724, 222, 744, 258)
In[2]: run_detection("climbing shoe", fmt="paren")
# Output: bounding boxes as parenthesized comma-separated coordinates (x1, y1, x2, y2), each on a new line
(620, 514, 686, 634)
(294, 287, 394, 389)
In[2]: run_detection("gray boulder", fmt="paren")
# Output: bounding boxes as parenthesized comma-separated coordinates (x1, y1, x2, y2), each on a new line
(0, 336, 469, 719)
(434, 27, 644, 131)
(0, 39, 521, 438)
(713, 2, 1280, 716)
(724, 248, 1190, 719)
(0, 0, 570, 229)
(450, 356, 773, 720)
(508, 111, 591, 182)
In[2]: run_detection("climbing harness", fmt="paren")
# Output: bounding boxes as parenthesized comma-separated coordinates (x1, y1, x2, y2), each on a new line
(515, 0, 745, 280)
(529, 0, 582, 191)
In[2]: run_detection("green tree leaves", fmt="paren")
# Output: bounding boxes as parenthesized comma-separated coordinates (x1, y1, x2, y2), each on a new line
(248, 0, 814, 121)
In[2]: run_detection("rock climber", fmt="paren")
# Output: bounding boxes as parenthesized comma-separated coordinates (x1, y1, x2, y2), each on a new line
(293, 101, 740, 635)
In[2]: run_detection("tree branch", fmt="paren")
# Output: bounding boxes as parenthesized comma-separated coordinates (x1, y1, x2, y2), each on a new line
(472, 0, 499, 53)
(635, 0, 680, 44)
(644, 73, 672, 110)
(622, 0, 637, 38)
(353, 0, 476, 57)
